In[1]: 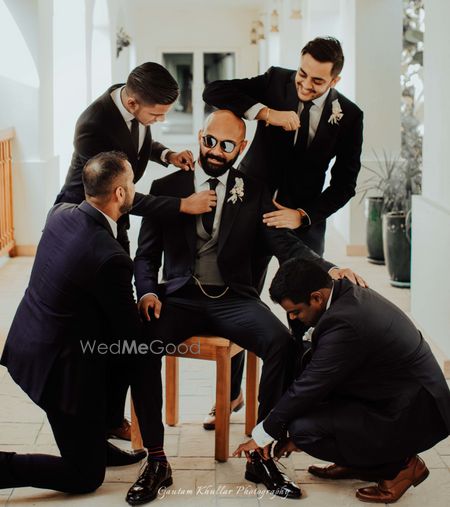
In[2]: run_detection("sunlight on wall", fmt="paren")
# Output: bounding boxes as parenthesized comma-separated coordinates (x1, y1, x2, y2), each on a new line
(0, 0, 39, 87)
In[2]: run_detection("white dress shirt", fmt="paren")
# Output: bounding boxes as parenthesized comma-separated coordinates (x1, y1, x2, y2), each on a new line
(94, 207, 118, 239)
(110, 86, 169, 162)
(252, 282, 335, 448)
(194, 161, 229, 234)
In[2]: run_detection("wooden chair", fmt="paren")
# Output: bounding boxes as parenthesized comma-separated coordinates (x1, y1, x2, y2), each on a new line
(131, 336, 260, 462)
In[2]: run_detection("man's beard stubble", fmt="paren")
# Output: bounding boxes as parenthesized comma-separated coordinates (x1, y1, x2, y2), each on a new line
(199, 151, 240, 177)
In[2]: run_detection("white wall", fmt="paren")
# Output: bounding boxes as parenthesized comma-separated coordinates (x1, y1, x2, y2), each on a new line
(131, 3, 259, 78)
(411, 0, 450, 367)
(0, 0, 58, 247)
(331, 0, 402, 249)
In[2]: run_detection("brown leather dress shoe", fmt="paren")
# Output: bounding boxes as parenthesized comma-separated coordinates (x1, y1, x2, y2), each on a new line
(203, 390, 244, 430)
(308, 463, 380, 482)
(356, 456, 429, 503)
(108, 418, 131, 441)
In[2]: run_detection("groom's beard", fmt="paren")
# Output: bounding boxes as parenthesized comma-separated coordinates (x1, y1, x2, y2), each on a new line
(199, 151, 239, 177)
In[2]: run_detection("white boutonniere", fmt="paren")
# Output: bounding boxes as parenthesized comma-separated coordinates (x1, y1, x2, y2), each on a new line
(328, 99, 344, 125)
(227, 177, 244, 204)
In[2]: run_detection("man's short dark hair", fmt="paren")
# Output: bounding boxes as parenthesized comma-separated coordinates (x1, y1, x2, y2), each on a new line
(82, 151, 128, 198)
(301, 37, 344, 77)
(126, 62, 179, 106)
(269, 259, 333, 305)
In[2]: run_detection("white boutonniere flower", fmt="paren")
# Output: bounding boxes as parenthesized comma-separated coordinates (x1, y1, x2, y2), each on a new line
(328, 99, 344, 125)
(227, 177, 244, 204)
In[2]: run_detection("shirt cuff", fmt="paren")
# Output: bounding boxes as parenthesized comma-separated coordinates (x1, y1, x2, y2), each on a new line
(244, 103, 266, 121)
(252, 421, 275, 448)
(139, 292, 159, 302)
(297, 208, 311, 227)
(161, 149, 170, 163)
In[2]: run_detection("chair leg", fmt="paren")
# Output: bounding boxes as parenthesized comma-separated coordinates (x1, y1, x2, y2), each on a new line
(215, 347, 231, 462)
(130, 397, 144, 450)
(245, 351, 259, 437)
(165, 356, 179, 426)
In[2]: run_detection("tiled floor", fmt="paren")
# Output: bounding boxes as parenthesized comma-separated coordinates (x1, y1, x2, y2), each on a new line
(0, 228, 449, 506)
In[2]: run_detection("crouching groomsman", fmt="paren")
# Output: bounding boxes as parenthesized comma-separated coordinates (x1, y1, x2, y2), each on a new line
(0, 152, 152, 494)
(235, 259, 450, 504)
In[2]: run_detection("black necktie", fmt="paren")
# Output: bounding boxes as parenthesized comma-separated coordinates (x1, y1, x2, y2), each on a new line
(202, 178, 219, 236)
(130, 118, 140, 153)
(296, 101, 313, 152)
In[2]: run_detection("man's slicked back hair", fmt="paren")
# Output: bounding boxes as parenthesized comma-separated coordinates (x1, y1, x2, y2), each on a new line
(126, 62, 179, 106)
(301, 37, 344, 77)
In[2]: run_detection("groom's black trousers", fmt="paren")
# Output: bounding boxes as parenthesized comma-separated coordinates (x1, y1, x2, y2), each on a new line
(131, 285, 296, 448)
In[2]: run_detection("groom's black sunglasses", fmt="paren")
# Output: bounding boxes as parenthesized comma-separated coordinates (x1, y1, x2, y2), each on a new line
(201, 135, 237, 153)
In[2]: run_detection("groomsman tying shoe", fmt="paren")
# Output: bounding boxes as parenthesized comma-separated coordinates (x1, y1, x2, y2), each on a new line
(0, 152, 149, 495)
(234, 259, 450, 504)
(128, 109, 366, 504)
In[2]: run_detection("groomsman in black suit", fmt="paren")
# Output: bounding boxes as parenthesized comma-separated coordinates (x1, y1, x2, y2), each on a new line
(235, 259, 450, 504)
(127, 110, 365, 505)
(203, 37, 363, 257)
(0, 152, 165, 494)
(56, 62, 215, 440)
(203, 36, 364, 412)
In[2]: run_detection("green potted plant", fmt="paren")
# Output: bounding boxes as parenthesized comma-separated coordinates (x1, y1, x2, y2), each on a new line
(382, 161, 421, 287)
(358, 151, 403, 265)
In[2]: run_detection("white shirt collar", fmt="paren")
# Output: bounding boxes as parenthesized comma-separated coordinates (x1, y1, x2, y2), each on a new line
(94, 207, 118, 239)
(311, 87, 331, 110)
(110, 86, 135, 124)
(194, 161, 229, 188)
(325, 281, 334, 311)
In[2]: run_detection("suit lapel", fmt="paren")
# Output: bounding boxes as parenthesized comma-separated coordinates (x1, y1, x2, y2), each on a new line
(173, 172, 197, 257)
(308, 88, 339, 152)
(285, 73, 300, 146)
(101, 85, 142, 171)
(218, 169, 243, 254)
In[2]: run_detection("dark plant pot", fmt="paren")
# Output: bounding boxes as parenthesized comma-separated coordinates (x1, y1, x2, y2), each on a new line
(365, 197, 385, 264)
(382, 212, 411, 288)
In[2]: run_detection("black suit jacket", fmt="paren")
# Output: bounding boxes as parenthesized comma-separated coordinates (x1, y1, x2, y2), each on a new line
(134, 168, 334, 300)
(55, 84, 180, 220)
(263, 279, 450, 464)
(203, 67, 364, 225)
(1, 202, 143, 415)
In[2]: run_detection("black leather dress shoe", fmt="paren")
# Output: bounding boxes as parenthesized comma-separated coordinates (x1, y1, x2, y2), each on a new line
(106, 441, 146, 467)
(126, 460, 172, 505)
(245, 451, 301, 499)
(0, 451, 17, 488)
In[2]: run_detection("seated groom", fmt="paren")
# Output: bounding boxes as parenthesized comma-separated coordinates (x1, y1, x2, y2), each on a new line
(128, 109, 365, 504)
(0, 152, 156, 495)
(235, 259, 450, 504)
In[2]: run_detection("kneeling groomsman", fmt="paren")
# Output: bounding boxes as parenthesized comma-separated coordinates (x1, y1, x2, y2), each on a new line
(235, 259, 450, 504)
(0, 152, 153, 494)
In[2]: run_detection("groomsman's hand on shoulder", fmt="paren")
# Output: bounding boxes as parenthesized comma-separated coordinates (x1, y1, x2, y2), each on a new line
(329, 267, 368, 288)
